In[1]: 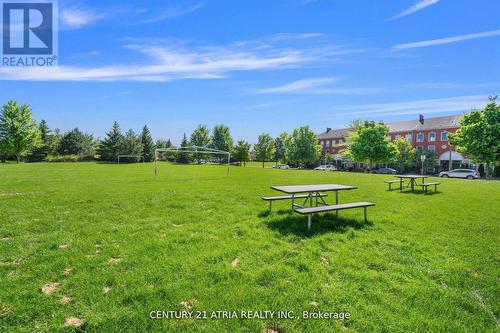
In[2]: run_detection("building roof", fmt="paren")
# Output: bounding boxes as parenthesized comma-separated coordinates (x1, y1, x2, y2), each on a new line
(388, 114, 462, 133)
(317, 128, 350, 139)
(318, 114, 462, 139)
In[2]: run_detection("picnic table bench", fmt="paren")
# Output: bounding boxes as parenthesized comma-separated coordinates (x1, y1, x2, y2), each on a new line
(265, 184, 373, 230)
(262, 193, 327, 212)
(418, 182, 440, 194)
(295, 202, 375, 230)
(384, 180, 401, 191)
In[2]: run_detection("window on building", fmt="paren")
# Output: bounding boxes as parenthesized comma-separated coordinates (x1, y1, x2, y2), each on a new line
(321, 141, 324, 147)
(388, 136, 392, 142)
(429, 131, 436, 141)
(326, 140, 330, 147)
(395, 134, 401, 140)
(416, 146, 424, 152)
(417, 132, 424, 142)
(441, 131, 447, 141)
(405, 133, 412, 142)
(428, 145, 435, 152)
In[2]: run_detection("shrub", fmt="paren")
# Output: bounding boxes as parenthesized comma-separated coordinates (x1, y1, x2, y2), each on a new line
(45, 154, 79, 162)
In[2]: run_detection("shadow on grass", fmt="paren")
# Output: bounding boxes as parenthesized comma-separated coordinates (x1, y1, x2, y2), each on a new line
(265, 212, 372, 237)
(258, 209, 291, 218)
(396, 189, 442, 195)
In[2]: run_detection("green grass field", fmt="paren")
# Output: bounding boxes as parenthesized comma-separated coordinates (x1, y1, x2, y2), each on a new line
(1, 162, 499, 332)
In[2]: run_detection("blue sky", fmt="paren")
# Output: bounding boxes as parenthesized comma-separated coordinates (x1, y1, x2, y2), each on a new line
(1, 0, 499, 143)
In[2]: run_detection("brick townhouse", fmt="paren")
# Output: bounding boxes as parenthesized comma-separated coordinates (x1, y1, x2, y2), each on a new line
(317, 114, 468, 170)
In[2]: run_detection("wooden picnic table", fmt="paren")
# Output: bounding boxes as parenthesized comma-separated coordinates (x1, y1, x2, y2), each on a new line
(394, 175, 428, 192)
(271, 184, 357, 217)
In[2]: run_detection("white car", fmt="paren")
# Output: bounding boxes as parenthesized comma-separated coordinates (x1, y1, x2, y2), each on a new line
(314, 165, 337, 171)
(274, 164, 290, 169)
(439, 169, 480, 179)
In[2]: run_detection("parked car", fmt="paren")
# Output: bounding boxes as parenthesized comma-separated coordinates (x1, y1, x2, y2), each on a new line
(372, 167, 397, 174)
(314, 164, 337, 171)
(274, 164, 290, 169)
(439, 169, 480, 179)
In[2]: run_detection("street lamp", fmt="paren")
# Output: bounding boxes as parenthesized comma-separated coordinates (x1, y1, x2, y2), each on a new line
(420, 154, 426, 175)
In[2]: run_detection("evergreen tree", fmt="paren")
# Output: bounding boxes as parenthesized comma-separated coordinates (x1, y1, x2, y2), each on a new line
(122, 129, 144, 162)
(58, 128, 95, 158)
(28, 119, 51, 162)
(98, 121, 125, 161)
(140, 125, 155, 162)
(0, 100, 41, 163)
(176, 133, 191, 163)
(155, 139, 173, 161)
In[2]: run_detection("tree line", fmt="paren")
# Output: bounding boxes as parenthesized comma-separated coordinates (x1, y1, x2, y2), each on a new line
(0, 98, 498, 177)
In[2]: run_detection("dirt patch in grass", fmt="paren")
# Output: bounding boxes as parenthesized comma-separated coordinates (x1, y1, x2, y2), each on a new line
(109, 257, 121, 265)
(41, 283, 60, 295)
(63, 268, 73, 275)
(58, 244, 68, 249)
(231, 258, 239, 268)
(13, 258, 22, 265)
(309, 301, 319, 306)
(102, 286, 112, 294)
(265, 325, 285, 333)
(61, 296, 73, 304)
(180, 300, 195, 309)
(63, 317, 84, 327)
(0, 305, 13, 317)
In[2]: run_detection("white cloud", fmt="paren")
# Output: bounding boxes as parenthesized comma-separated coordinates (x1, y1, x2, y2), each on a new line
(60, 7, 106, 29)
(393, 29, 500, 49)
(256, 77, 380, 95)
(137, 3, 204, 24)
(334, 95, 488, 118)
(0, 36, 350, 82)
(388, 0, 439, 21)
(257, 77, 340, 94)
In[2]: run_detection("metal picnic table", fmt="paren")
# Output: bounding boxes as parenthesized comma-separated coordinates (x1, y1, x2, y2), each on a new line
(271, 184, 357, 217)
(395, 175, 428, 192)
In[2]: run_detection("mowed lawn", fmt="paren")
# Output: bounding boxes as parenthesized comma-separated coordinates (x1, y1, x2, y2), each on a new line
(0, 163, 499, 332)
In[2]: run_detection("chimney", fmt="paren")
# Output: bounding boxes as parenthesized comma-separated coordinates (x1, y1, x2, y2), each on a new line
(326, 127, 332, 133)
(419, 114, 424, 125)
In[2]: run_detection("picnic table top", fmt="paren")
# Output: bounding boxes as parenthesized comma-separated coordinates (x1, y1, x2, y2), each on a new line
(271, 184, 357, 194)
(394, 175, 428, 179)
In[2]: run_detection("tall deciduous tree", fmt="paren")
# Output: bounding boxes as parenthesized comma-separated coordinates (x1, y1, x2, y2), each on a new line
(254, 134, 275, 168)
(276, 132, 290, 164)
(390, 138, 416, 173)
(0, 100, 41, 163)
(211, 124, 233, 163)
(449, 96, 500, 179)
(190, 124, 210, 163)
(140, 125, 155, 162)
(232, 140, 250, 166)
(98, 121, 125, 162)
(345, 121, 394, 169)
(288, 126, 322, 167)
